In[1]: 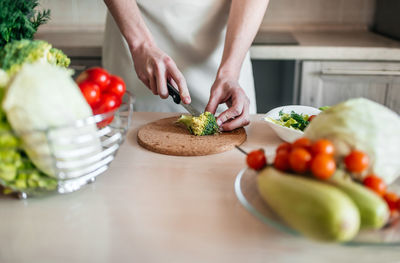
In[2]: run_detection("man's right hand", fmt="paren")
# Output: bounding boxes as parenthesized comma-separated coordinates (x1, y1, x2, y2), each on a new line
(130, 43, 191, 104)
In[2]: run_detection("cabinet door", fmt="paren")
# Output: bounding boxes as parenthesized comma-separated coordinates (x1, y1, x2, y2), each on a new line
(300, 61, 400, 113)
(386, 77, 400, 113)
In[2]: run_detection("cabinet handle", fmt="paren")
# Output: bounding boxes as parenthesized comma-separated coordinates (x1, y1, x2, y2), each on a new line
(321, 69, 400, 76)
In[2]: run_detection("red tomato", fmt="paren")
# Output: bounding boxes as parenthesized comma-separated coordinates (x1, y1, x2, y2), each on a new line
(274, 150, 291, 172)
(292, 137, 312, 150)
(247, 149, 267, 170)
(106, 75, 126, 98)
(310, 154, 336, 180)
(311, 139, 335, 156)
(77, 67, 110, 90)
(344, 150, 369, 173)
(289, 148, 312, 174)
(93, 93, 122, 128)
(276, 142, 291, 154)
(363, 174, 386, 196)
(308, 115, 317, 122)
(384, 192, 399, 211)
(95, 93, 122, 113)
(78, 81, 100, 108)
(397, 199, 400, 212)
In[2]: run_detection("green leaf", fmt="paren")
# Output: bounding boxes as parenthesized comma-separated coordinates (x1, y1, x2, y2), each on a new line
(0, 0, 51, 47)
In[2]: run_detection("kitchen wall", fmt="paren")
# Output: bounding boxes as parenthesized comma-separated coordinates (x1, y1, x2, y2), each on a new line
(38, 0, 107, 31)
(38, 0, 376, 32)
(262, 0, 375, 31)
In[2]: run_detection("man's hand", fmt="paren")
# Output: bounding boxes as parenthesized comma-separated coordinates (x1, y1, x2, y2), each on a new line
(205, 77, 250, 131)
(104, 0, 190, 104)
(205, 0, 268, 130)
(131, 43, 190, 104)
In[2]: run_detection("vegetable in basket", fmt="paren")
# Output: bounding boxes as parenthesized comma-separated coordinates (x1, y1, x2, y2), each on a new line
(3, 63, 101, 178)
(0, 88, 57, 192)
(76, 67, 126, 127)
(0, 39, 70, 77)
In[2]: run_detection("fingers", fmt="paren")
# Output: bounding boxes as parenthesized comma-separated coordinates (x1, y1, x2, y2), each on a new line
(219, 102, 250, 131)
(154, 62, 168, 99)
(216, 92, 244, 126)
(148, 75, 157, 95)
(133, 47, 184, 100)
(146, 56, 188, 102)
(137, 72, 153, 93)
(167, 60, 190, 104)
(205, 86, 223, 115)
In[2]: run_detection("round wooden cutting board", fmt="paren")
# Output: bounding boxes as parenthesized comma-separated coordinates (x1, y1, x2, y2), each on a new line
(137, 116, 247, 156)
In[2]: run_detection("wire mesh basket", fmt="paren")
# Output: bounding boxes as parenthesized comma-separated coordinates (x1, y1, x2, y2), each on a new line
(0, 92, 134, 199)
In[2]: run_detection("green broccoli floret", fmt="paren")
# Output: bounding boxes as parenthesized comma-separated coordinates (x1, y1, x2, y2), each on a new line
(177, 112, 219, 136)
(0, 39, 70, 76)
(48, 47, 70, 68)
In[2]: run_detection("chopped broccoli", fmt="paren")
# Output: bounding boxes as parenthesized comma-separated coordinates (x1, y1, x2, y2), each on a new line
(177, 112, 219, 136)
(0, 39, 70, 76)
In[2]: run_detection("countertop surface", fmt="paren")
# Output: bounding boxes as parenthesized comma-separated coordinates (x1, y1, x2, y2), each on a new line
(252, 30, 400, 61)
(35, 29, 400, 61)
(1, 112, 399, 263)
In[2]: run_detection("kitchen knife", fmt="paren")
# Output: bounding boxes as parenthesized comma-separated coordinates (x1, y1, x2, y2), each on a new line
(167, 82, 201, 116)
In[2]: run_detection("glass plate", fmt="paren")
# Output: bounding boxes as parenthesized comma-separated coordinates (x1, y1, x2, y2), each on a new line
(234, 168, 400, 246)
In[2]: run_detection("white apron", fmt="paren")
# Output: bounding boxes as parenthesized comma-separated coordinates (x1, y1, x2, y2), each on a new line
(103, 0, 256, 114)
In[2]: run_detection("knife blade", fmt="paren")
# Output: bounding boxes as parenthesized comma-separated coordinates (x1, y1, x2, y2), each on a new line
(167, 82, 201, 116)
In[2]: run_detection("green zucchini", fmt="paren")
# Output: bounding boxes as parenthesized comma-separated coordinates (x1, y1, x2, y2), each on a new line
(257, 167, 360, 242)
(328, 170, 390, 229)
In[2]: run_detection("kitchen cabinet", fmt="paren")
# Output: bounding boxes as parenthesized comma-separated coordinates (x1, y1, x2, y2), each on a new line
(69, 57, 102, 78)
(300, 61, 400, 113)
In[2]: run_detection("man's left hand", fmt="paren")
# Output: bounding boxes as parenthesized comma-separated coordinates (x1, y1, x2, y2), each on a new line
(205, 77, 250, 131)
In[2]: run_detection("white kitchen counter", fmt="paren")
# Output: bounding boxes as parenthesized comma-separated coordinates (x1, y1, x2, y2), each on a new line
(251, 31, 400, 61)
(35, 29, 400, 61)
(1, 112, 400, 263)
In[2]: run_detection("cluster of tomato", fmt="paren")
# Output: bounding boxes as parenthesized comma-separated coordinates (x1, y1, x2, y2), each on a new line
(76, 67, 126, 127)
(246, 138, 337, 179)
(245, 137, 400, 215)
(273, 138, 336, 179)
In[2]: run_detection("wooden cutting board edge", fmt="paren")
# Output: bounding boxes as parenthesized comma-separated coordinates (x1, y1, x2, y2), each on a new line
(137, 116, 247, 156)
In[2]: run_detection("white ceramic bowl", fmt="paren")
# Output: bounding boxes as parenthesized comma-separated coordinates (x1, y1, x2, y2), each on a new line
(263, 105, 321, 142)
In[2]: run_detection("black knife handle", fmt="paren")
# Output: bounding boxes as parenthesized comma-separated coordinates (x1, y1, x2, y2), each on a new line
(167, 82, 181, 104)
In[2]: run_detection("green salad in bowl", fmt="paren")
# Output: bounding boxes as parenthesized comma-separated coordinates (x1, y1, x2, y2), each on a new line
(263, 105, 322, 142)
(268, 110, 311, 132)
